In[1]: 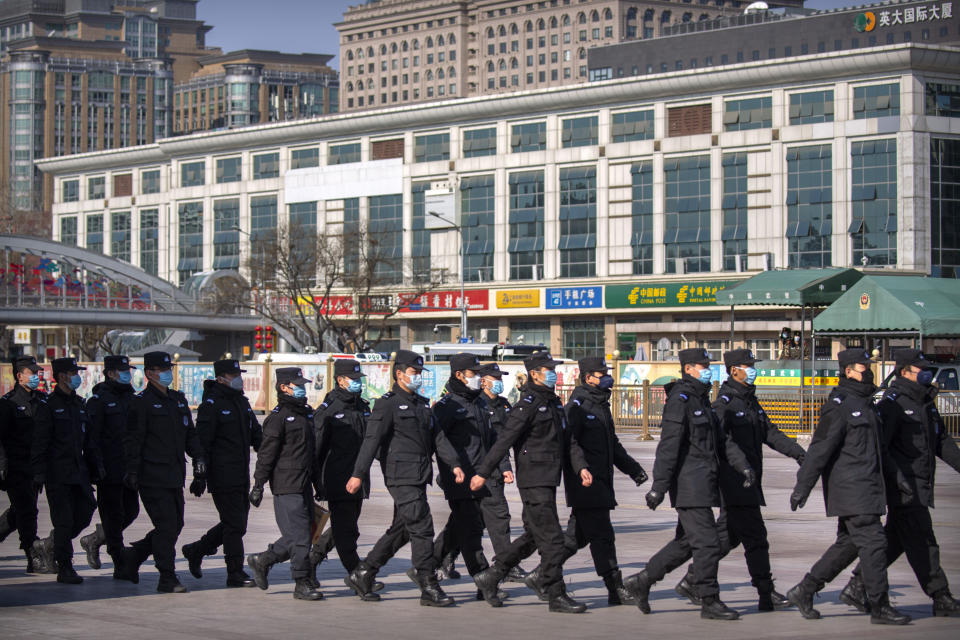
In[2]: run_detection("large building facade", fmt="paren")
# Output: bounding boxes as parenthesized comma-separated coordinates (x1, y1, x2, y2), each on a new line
(38, 30, 960, 358)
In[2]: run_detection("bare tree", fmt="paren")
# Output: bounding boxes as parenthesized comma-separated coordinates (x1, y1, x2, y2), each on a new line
(0, 184, 49, 238)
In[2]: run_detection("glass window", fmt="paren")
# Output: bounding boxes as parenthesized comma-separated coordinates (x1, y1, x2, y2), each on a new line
(722, 152, 748, 271)
(558, 167, 596, 277)
(789, 90, 835, 125)
(509, 171, 544, 280)
(329, 142, 362, 165)
(88, 176, 105, 199)
(931, 138, 960, 278)
(110, 211, 130, 262)
(86, 214, 104, 253)
(62, 179, 79, 202)
(561, 115, 598, 148)
(414, 133, 450, 162)
(140, 209, 159, 276)
(786, 145, 832, 268)
(612, 110, 654, 142)
(462, 127, 497, 158)
(853, 83, 900, 119)
(723, 96, 772, 131)
(411, 182, 432, 282)
(60, 216, 78, 246)
(288, 201, 317, 285)
(291, 147, 319, 169)
(343, 197, 361, 277)
(141, 169, 160, 194)
(215, 157, 241, 183)
(664, 155, 711, 273)
(925, 83, 960, 118)
(253, 152, 279, 179)
(460, 175, 495, 282)
(850, 140, 897, 267)
(510, 122, 546, 152)
(180, 160, 205, 187)
(368, 194, 403, 284)
(631, 161, 653, 274)
(177, 202, 203, 285)
(563, 319, 604, 361)
(213, 199, 240, 269)
(509, 321, 550, 349)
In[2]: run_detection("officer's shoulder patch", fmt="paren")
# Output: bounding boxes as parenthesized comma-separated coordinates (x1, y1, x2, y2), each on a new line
(720, 394, 731, 404)
(307, 413, 314, 419)
(205, 398, 214, 404)
(320, 401, 329, 408)
(678, 393, 688, 401)
(437, 395, 450, 405)
(91, 393, 99, 399)
(572, 398, 582, 406)
(380, 391, 394, 400)
(271, 407, 280, 413)
(832, 396, 843, 404)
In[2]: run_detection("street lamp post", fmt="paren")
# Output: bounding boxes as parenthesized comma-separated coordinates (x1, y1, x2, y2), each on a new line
(426, 208, 468, 341)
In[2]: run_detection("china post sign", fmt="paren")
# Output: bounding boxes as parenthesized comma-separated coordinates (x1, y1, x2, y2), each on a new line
(546, 286, 602, 309)
(605, 281, 736, 308)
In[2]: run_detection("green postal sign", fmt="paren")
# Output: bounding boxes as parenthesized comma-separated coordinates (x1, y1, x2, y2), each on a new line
(605, 281, 737, 308)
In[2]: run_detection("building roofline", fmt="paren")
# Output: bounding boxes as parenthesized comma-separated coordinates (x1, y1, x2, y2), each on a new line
(196, 49, 335, 66)
(4, 35, 127, 53)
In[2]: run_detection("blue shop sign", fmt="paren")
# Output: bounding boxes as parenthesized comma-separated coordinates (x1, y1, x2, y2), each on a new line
(546, 286, 603, 309)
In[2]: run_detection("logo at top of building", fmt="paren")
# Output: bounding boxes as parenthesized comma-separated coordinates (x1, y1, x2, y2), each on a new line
(859, 293, 871, 310)
(855, 11, 877, 32)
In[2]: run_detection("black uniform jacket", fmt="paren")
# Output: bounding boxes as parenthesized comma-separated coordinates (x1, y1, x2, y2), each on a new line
(651, 375, 750, 508)
(315, 387, 370, 501)
(0, 384, 46, 478)
(433, 378, 497, 500)
(714, 380, 805, 507)
(254, 394, 316, 495)
(125, 382, 203, 489)
(196, 380, 262, 492)
(794, 377, 886, 518)
(563, 384, 646, 510)
(31, 385, 99, 486)
(475, 381, 588, 490)
(485, 393, 514, 479)
(880, 376, 960, 509)
(352, 383, 460, 488)
(87, 379, 135, 484)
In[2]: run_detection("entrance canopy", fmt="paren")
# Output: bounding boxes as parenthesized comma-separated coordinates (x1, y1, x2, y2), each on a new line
(813, 275, 960, 337)
(716, 268, 863, 307)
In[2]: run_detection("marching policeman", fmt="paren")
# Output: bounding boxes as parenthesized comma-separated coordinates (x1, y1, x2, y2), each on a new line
(312, 359, 371, 585)
(787, 348, 910, 625)
(247, 367, 324, 601)
(121, 351, 206, 593)
(183, 359, 262, 587)
(345, 350, 464, 607)
(838, 349, 960, 618)
(624, 348, 754, 620)
(81, 355, 140, 578)
(472, 351, 592, 614)
(31, 357, 101, 584)
(674, 348, 805, 611)
(0, 356, 47, 572)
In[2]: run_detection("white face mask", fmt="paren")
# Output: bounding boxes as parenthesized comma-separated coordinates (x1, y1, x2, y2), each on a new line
(465, 373, 482, 391)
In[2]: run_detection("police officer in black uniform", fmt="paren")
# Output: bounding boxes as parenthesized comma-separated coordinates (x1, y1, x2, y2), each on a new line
(0, 356, 47, 572)
(673, 348, 805, 611)
(247, 367, 323, 601)
(837, 349, 960, 618)
(472, 351, 591, 614)
(182, 359, 262, 587)
(786, 348, 910, 625)
(312, 359, 371, 584)
(81, 355, 139, 577)
(345, 350, 464, 607)
(31, 357, 101, 584)
(624, 348, 754, 620)
(121, 351, 206, 593)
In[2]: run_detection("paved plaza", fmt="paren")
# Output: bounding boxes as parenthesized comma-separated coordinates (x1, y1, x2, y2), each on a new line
(1, 439, 959, 639)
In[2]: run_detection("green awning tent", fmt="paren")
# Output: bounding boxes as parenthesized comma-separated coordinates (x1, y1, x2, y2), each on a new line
(813, 275, 960, 338)
(716, 268, 864, 307)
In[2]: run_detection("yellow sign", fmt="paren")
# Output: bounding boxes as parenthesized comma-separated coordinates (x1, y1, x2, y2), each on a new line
(496, 289, 540, 309)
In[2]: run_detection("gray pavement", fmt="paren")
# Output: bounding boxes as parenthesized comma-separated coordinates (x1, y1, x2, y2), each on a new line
(1, 439, 959, 639)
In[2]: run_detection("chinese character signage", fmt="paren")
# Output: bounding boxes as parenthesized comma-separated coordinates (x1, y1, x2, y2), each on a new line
(496, 289, 541, 309)
(855, 2, 953, 31)
(399, 289, 489, 312)
(545, 286, 602, 309)
(605, 281, 736, 308)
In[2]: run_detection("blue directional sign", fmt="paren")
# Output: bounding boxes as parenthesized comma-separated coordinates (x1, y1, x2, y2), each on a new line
(545, 286, 603, 309)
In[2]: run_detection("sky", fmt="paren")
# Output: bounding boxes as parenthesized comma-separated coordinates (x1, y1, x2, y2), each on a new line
(196, 0, 865, 70)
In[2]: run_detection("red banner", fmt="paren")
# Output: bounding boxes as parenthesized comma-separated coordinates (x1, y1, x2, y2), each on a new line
(399, 290, 488, 312)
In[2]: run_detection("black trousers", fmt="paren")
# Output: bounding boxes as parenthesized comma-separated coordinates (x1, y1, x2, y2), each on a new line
(366, 484, 436, 573)
(853, 505, 948, 597)
(432, 498, 489, 576)
(564, 507, 618, 578)
(96, 481, 140, 558)
(45, 482, 96, 567)
(196, 489, 250, 569)
(315, 499, 363, 573)
(4, 473, 39, 551)
(809, 514, 888, 603)
(645, 507, 722, 598)
(495, 486, 566, 598)
(436, 478, 514, 565)
(269, 490, 313, 579)
(132, 486, 185, 579)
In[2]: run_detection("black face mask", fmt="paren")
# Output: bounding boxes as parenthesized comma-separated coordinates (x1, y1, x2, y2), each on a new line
(859, 369, 874, 386)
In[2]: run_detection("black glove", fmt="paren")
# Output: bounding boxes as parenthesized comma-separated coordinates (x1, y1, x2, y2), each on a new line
(249, 483, 263, 508)
(193, 459, 207, 478)
(897, 478, 914, 502)
(33, 475, 45, 494)
(742, 468, 756, 489)
(122, 472, 138, 492)
(645, 489, 664, 510)
(789, 489, 808, 512)
(795, 453, 805, 467)
(189, 476, 206, 498)
(633, 468, 649, 486)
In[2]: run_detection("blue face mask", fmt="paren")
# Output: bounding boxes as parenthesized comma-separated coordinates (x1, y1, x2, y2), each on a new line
(291, 385, 307, 399)
(347, 379, 363, 394)
(406, 373, 423, 391)
(742, 367, 758, 385)
(229, 376, 244, 392)
(697, 367, 713, 385)
(117, 371, 132, 385)
(543, 370, 558, 388)
(490, 380, 504, 395)
(26, 374, 40, 390)
(597, 375, 615, 390)
(917, 370, 934, 386)
(156, 370, 174, 387)
(69, 374, 83, 390)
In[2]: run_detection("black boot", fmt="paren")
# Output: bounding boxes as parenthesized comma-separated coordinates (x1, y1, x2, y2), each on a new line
(839, 573, 870, 613)
(603, 570, 638, 606)
(345, 561, 381, 601)
(247, 550, 279, 591)
(79, 524, 105, 570)
(293, 577, 324, 600)
(437, 552, 461, 580)
(701, 594, 739, 620)
(119, 546, 146, 584)
(109, 551, 125, 580)
(548, 583, 587, 614)
(933, 589, 960, 617)
(675, 566, 700, 606)
(623, 569, 654, 614)
(307, 543, 327, 589)
(181, 541, 205, 579)
(475, 588, 508, 602)
(419, 571, 455, 607)
(0, 507, 13, 542)
(226, 556, 255, 587)
(157, 573, 188, 593)
(57, 563, 84, 585)
(474, 565, 506, 608)
(758, 589, 791, 611)
(25, 549, 37, 574)
(505, 565, 528, 583)
(870, 594, 911, 625)
(786, 575, 822, 620)
(33, 535, 56, 574)
(524, 564, 548, 601)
